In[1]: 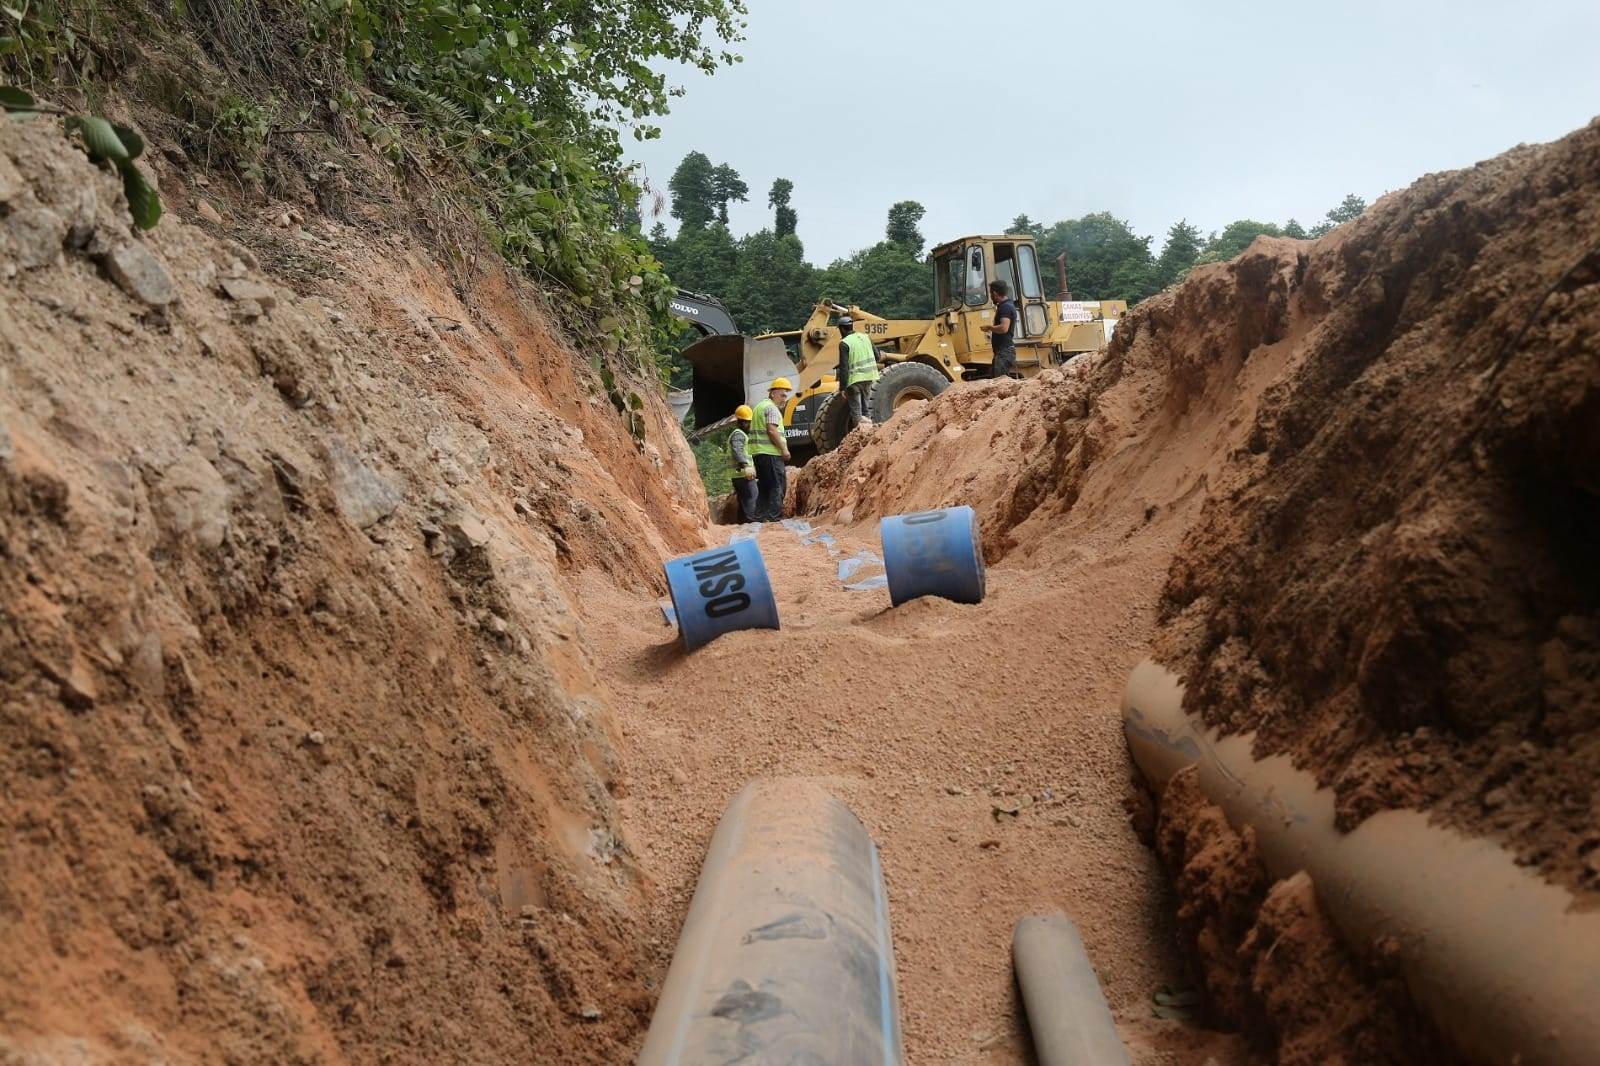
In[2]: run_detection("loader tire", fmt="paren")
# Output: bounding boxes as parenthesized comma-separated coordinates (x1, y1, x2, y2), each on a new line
(868, 362, 949, 424)
(810, 391, 852, 453)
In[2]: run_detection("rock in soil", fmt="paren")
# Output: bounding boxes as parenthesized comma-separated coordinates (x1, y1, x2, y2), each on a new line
(100, 241, 177, 306)
(4, 206, 67, 269)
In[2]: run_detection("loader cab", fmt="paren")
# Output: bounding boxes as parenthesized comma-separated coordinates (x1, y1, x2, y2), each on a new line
(934, 236, 1047, 319)
(935, 243, 988, 310)
(931, 235, 1052, 359)
(989, 239, 1049, 339)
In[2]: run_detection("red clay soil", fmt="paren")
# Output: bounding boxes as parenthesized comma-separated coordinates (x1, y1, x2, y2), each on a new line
(0, 119, 701, 1064)
(591, 522, 1254, 1065)
(1149, 118, 1600, 895)
(5, 73, 1595, 1066)
(790, 119, 1599, 1061)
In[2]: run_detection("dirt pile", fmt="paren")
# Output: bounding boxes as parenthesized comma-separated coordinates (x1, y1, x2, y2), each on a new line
(1151, 118, 1600, 893)
(793, 119, 1598, 1061)
(793, 229, 1309, 569)
(794, 372, 1088, 559)
(1, 118, 703, 1063)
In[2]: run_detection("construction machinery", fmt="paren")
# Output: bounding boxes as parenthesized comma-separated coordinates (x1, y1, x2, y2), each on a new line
(668, 289, 739, 339)
(665, 290, 738, 422)
(677, 234, 1125, 458)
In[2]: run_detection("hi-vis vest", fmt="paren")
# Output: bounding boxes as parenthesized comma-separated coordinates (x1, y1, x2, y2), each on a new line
(727, 427, 751, 472)
(843, 332, 879, 383)
(747, 398, 784, 456)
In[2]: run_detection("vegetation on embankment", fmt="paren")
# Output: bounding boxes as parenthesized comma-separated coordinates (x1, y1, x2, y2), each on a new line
(2, 0, 746, 374)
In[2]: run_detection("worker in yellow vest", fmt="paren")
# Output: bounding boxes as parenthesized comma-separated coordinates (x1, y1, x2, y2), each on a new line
(836, 314, 880, 433)
(728, 404, 757, 522)
(747, 377, 793, 522)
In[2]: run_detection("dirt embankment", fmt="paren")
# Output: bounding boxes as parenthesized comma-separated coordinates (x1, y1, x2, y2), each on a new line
(794, 119, 1598, 1062)
(1151, 119, 1600, 893)
(1136, 117, 1600, 1061)
(792, 233, 1307, 570)
(1, 118, 704, 1063)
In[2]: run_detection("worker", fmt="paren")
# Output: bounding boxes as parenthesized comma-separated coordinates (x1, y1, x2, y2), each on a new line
(747, 377, 793, 521)
(978, 279, 1018, 378)
(728, 404, 758, 522)
(836, 314, 880, 432)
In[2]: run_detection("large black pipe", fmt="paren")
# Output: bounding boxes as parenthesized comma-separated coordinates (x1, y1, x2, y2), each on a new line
(1122, 658, 1600, 1066)
(638, 779, 904, 1065)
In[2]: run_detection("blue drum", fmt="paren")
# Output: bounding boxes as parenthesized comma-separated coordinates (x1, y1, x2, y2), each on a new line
(663, 538, 780, 650)
(880, 505, 986, 606)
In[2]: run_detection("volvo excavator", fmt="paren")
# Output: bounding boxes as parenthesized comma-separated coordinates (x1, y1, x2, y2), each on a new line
(672, 233, 1125, 461)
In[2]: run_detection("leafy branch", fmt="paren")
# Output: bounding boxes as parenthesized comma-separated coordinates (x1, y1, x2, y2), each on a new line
(1, 85, 162, 229)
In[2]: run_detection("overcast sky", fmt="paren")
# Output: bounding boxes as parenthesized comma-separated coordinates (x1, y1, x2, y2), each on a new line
(625, 0, 1600, 266)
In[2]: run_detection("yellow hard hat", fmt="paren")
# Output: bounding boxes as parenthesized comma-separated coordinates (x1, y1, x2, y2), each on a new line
(734, 404, 754, 420)
(770, 377, 794, 391)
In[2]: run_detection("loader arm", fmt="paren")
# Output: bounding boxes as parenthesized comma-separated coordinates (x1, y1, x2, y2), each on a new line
(788, 301, 936, 392)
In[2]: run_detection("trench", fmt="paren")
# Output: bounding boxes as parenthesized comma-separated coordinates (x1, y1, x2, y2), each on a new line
(589, 517, 1253, 1064)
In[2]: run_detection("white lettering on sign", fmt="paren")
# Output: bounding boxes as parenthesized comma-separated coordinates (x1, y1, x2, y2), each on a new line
(1059, 302, 1094, 323)
(670, 301, 701, 318)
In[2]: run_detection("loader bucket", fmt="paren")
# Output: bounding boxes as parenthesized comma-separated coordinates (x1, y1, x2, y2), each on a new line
(683, 334, 797, 429)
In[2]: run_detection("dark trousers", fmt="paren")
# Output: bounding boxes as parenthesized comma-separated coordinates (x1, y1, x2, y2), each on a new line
(844, 380, 873, 428)
(732, 476, 757, 523)
(983, 345, 1017, 379)
(753, 453, 787, 522)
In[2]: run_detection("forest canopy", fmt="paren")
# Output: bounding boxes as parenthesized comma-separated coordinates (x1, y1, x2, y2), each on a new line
(649, 149, 1367, 349)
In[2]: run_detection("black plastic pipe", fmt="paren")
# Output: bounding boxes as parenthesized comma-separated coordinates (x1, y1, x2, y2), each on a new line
(638, 779, 904, 1065)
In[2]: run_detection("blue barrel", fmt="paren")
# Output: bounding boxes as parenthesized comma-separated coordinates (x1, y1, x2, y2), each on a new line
(663, 538, 779, 650)
(880, 505, 985, 606)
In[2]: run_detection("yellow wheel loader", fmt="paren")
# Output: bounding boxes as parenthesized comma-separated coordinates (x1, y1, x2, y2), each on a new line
(679, 233, 1125, 459)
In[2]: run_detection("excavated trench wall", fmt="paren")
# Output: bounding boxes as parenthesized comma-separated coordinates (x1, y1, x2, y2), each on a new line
(1140, 116, 1600, 1063)
(0, 119, 707, 1064)
(794, 118, 1600, 1063)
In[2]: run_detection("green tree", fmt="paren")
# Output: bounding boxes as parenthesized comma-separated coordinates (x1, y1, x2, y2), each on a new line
(669, 151, 717, 230)
(668, 222, 739, 295)
(277, 0, 748, 353)
(769, 178, 797, 237)
(821, 240, 931, 321)
(726, 230, 817, 333)
(1154, 219, 1203, 288)
(1009, 213, 1045, 239)
(1195, 219, 1282, 264)
(1282, 218, 1308, 239)
(710, 162, 749, 224)
(621, 198, 644, 233)
(1310, 193, 1367, 237)
(885, 200, 927, 255)
(1037, 212, 1156, 303)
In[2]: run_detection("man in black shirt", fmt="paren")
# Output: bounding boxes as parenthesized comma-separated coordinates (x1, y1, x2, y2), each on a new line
(979, 280, 1018, 378)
